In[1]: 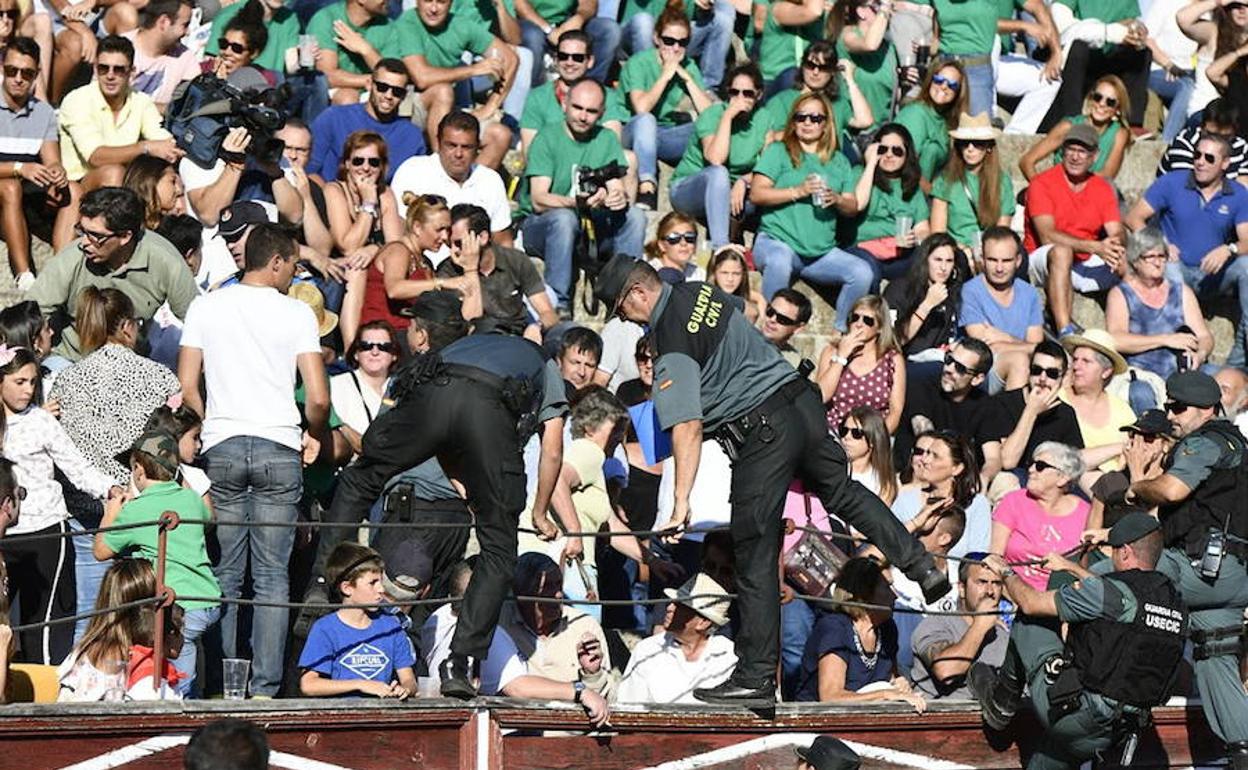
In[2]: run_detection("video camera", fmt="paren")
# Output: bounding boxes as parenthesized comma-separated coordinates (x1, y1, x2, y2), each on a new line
(166, 73, 292, 170)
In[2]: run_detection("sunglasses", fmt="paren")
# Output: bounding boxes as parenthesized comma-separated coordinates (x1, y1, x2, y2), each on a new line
(932, 74, 960, 91)
(955, 139, 994, 151)
(1030, 458, 1058, 473)
(912, 445, 932, 457)
(1230, 1, 1248, 8)
(943, 352, 979, 377)
(879, 144, 905, 157)
(793, 111, 827, 125)
(765, 306, 800, 326)
(802, 59, 834, 72)
(659, 34, 690, 47)
(838, 425, 866, 440)
(636, 353, 652, 363)
(95, 62, 131, 77)
(358, 341, 397, 353)
(1127, 430, 1164, 443)
(2, 64, 35, 81)
(728, 87, 758, 99)
(218, 38, 250, 55)
(350, 156, 382, 168)
(0, 9, 18, 19)
(372, 80, 405, 96)
(1199, 151, 1222, 164)
(848, 312, 876, 327)
(1090, 91, 1119, 108)
(556, 50, 588, 62)
(1164, 401, 1191, 415)
(1029, 364, 1063, 380)
(74, 224, 121, 244)
(663, 231, 697, 245)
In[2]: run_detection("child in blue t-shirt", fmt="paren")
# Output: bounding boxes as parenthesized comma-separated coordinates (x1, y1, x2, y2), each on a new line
(298, 542, 417, 699)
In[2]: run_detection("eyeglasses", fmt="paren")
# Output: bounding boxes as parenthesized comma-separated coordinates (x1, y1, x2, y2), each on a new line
(727, 88, 758, 99)
(793, 112, 827, 125)
(285, 145, 311, 155)
(658, 34, 690, 47)
(663, 231, 697, 245)
(95, 62, 130, 77)
(1030, 459, 1058, 473)
(556, 51, 588, 62)
(838, 425, 865, 440)
(635, 353, 652, 364)
(358, 341, 397, 353)
(765, 306, 800, 326)
(932, 74, 960, 91)
(1029, 363, 1063, 380)
(2, 64, 35, 81)
(802, 59, 834, 72)
(350, 156, 382, 168)
(848, 312, 876, 327)
(217, 38, 250, 55)
(1164, 401, 1191, 415)
(0, 9, 19, 19)
(879, 144, 905, 157)
(911, 445, 932, 457)
(943, 352, 978, 377)
(372, 80, 406, 96)
(74, 224, 121, 245)
(1090, 91, 1119, 108)
(955, 139, 994, 151)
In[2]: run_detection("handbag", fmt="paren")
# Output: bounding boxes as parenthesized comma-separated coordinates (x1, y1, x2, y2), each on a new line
(782, 493, 850, 598)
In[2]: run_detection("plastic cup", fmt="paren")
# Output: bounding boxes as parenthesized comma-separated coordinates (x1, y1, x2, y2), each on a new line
(896, 215, 913, 241)
(298, 34, 317, 70)
(223, 658, 250, 700)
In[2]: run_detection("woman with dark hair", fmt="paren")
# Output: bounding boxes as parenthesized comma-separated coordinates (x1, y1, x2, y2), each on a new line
(669, 62, 768, 249)
(1179, 0, 1248, 127)
(122, 156, 186, 230)
(762, 41, 873, 149)
(210, 15, 269, 80)
(884, 233, 971, 356)
(330, 320, 403, 457)
(932, 112, 1015, 251)
(895, 60, 968, 185)
(839, 405, 898, 504)
(206, 0, 300, 76)
(847, 123, 929, 283)
(893, 429, 990, 557)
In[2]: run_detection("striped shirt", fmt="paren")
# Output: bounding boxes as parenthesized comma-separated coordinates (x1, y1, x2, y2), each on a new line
(0, 95, 57, 163)
(1157, 126, 1248, 180)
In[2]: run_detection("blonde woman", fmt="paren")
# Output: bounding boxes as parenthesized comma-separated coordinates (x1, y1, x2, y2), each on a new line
(1022, 76, 1131, 180)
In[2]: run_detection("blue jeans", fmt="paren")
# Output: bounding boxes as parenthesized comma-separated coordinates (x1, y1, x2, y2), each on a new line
(69, 515, 108, 646)
(276, 68, 330, 126)
(623, 114, 696, 184)
(669, 165, 753, 248)
(845, 245, 913, 290)
(780, 597, 814, 699)
(520, 17, 620, 86)
(621, 13, 654, 55)
(205, 436, 302, 697)
(763, 66, 799, 100)
(456, 47, 535, 126)
(955, 57, 995, 118)
(687, 1, 735, 89)
(1148, 68, 1196, 143)
(1167, 259, 1248, 368)
(753, 232, 875, 331)
(521, 206, 648, 309)
(172, 604, 222, 697)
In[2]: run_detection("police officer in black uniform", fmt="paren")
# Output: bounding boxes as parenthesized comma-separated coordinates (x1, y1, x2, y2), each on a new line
(318, 290, 568, 699)
(1114, 371, 1248, 768)
(970, 513, 1188, 769)
(595, 255, 949, 707)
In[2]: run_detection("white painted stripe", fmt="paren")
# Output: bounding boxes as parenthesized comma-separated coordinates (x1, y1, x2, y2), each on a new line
(643, 731, 976, 770)
(269, 750, 357, 770)
(476, 708, 490, 770)
(58, 735, 189, 769)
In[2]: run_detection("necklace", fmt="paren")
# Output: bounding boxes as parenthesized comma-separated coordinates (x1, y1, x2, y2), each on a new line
(852, 625, 879, 670)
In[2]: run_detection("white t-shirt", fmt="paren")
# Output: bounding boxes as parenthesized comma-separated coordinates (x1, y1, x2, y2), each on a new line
(597, 318, 645, 392)
(390, 155, 511, 233)
(420, 604, 526, 696)
(656, 439, 733, 543)
(329, 371, 388, 438)
(616, 632, 737, 704)
(180, 284, 321, 452)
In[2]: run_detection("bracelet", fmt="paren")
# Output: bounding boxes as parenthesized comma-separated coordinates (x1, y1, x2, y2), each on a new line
(11, 161, 22, 178)
(831, 354, 849, 366)
(141, 142, 150, 155)
(435, 278, 443, 290)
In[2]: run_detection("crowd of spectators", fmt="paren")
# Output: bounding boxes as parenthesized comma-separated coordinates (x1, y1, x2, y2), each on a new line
(0, 0, 1241, 732)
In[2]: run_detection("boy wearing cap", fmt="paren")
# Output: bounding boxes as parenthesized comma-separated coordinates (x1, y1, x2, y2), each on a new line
(93, 430, 222, 696)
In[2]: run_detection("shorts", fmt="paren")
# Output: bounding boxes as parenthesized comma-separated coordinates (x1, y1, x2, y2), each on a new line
(1028, 244, 1119, 292)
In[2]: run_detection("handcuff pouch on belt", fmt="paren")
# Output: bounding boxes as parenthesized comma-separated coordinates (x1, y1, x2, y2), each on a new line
(1045, 655, 1084, 724)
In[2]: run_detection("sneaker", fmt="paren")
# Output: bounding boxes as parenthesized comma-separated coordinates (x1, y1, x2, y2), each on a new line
(14, 272, 34, 292)
(636, 186, 658, 211)
(1057, 322, 1084, 338)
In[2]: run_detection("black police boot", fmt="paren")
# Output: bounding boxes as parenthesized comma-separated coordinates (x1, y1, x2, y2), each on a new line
(693, 677, 776, 708)
(439, 655, 477, 700)
(967, 661, 1023, 732)
(916, 563, 952, 605)
(1228, 741, 1248, 770)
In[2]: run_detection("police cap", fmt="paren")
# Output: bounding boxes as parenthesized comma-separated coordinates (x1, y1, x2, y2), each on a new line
(400, 289, 462, 322)
(1165, 371, 1222, 409)
(1107, 512, 1162, 547)
(593, 253, 643, 311)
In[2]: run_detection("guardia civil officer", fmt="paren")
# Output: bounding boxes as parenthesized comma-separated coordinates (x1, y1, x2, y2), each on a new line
(594, 255, 949, 707)
(968, 514, 1188, 770)
(1114, 371, 1248, 769)
(318, 290, 569, 699)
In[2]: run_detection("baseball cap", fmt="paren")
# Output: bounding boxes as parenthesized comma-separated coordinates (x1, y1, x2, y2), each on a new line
(373, 535, 433, 602)
(1063, 123, 1100, 150)
(218, 201, 271, 242)
(124, 430, 181, 477)
(1119, 409, 1176, 437)
(399, 288, 462, 322)
(1165, 370, 1222, 409)
(1107, 512, 1162, 547)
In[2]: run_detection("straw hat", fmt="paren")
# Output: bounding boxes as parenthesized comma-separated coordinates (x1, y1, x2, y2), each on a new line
(1061, 328, 1128, 376)
(663, 573, 732, 627)
(948, 112, 999, 142)
(288, 281, 339, 338)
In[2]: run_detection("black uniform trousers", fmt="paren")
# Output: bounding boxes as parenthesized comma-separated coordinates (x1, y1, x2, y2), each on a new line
(322, 375, 526, 660)
(728, 381, 932, 685)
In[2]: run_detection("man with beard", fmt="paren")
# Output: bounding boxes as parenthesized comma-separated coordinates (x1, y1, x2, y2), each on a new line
(961, 226, 1045, 391)
(893, 338, 994, 467)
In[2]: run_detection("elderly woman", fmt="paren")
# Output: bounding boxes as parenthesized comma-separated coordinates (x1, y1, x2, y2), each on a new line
(1060, 331, 1137, 473)
(990, 441, 1090, 591)
(795, 557, 926, 712)
(893, 430, 990, 557)
(1106, 226, 1212, 380)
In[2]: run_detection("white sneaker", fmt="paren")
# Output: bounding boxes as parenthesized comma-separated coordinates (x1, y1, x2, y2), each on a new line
(14, 272, 34, 292)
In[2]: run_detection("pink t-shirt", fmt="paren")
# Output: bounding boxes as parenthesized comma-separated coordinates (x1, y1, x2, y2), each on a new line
(992, 489, 1090, 591)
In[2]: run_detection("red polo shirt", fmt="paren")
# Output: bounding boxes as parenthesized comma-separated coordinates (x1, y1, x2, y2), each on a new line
(1023, 165, 1120, 259)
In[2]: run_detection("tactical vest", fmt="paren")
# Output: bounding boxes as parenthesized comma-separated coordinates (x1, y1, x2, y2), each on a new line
(1160, 420, 1248, 555)
(1066, 569, 1189, 708)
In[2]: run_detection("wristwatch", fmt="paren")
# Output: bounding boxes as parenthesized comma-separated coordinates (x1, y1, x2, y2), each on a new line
(831, 354, 850, 366)
(999, 564, 1016, 580)
(1229, 242, 1240, 257)
(541, 22, 554, 34)
(358, 202, 378, 217)
(572, 681, 586, 704)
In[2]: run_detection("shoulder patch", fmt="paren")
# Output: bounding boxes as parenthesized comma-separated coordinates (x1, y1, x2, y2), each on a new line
(659, 379, 672, 391)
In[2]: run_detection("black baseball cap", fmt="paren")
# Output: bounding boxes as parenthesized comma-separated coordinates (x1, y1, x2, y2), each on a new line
(399, 289, 462, 322)
(1119, 409, 1177, 437)
(1108, 512, 1162, 547)
(794, 736, 861, 770)
(373, 534, 433, 602)
(592, 253, 642, 312)
(1165, 371, 1222, 409)
(218, 201, 271, 242)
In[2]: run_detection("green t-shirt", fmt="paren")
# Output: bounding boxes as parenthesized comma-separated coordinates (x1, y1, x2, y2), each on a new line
(759, 3, 824, 80)
(914, 0, 999, 54)
(754, 141, 855, 256)
(451, 0, 517, 29)
(520, 81, 630, 131)
(519, 124, 628, 216)
(529, 0, 576, 25)
(621, 0, 698, 23)
(931, 168, 1015, 246)
(103, 481, 221, 611)
(392, 10, 494, 66)
(853, 175, 931, 242)
(1051, 114, 1119, 174)
(1056, 0, 1138, 23)
(671, 102, 770, 183)
(206, 4, 301, 73)
(619, 49, 707, 125)
(307, 2, 400, 75)
(836, 36, 897, 130)
(896, 100, 951, 180)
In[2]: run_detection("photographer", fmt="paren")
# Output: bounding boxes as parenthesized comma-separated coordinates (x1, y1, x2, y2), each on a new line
(181, 124, 302, 229)
(518, 79, 646, 319)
